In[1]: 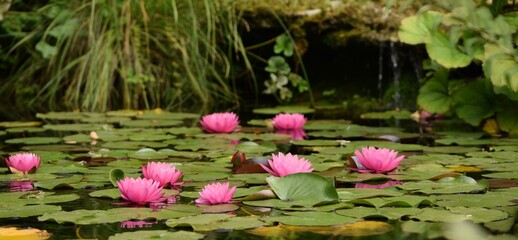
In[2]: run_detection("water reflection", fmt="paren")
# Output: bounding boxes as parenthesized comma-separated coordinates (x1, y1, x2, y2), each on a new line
(120, 220, 157, 229)
(275, 128, 307, 140)
(9, 181, 34, 192)
(355, 181, 403, 189)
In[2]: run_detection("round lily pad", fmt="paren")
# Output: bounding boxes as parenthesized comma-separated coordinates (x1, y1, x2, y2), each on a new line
(253, 106, 314, 115)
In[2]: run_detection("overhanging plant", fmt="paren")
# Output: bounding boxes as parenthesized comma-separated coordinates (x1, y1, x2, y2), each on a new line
(399, 0, 518, 136)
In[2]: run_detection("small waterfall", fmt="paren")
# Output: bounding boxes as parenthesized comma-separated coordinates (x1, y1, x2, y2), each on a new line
(377, 42, 384, 101)
(390, 41, 401, 110)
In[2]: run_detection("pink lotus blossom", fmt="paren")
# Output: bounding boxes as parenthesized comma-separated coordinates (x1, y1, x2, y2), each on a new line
(195, 182, 236, 205)
(355, 180, 403, 189)
(117, 177, 164, 205)
(272, 113, 307, 130)
(260, 152, 314, 177)
(276, 128, 307, 140)
(142, 162, 183, 188)
(351, 147, 404, 173)
(5, 153, 41, 174)
(200, 112, 239, 133)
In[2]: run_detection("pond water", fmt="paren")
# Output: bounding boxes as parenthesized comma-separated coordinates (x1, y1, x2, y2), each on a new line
(0, 109, 517, 240)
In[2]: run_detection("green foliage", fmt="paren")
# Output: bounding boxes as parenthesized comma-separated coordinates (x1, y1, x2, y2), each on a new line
(262, 33, 310, 102)
(399, 0, 518, 135)
(0, 0, 252, 113)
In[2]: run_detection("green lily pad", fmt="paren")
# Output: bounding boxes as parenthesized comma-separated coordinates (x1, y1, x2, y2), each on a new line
(266, 173, 339, 207)
(347, 195, 435, 208)
(398, 179, 488, 194)
(136, 111, 199, 120)
(336, 188, 405, 200)
(261, 211, 358, 226)
(120, 119, 182, 128)
(165, 214, 233, 231)
(38, 208, 153, 225)
(102, 141, 168, 149)
(80, 116, 131, 124)
(303, 120, 353, 130)
(105, 110, 140, 117)
(109, 168, 125, 187)
(336, 206, 423, 220)
(34, 175, 84, 190)
(36, 112, 87, 120)
(63, 134, 92, 143)
(235, 141, 277, 154)
(128, 132, 176, 141)
(43, 123, 111, 132)
(360, 110, 412, 120)
(410, 207, 508, 223)
(253, 106, 314, 115)
(166, 127, 203, 135)
(109, 230, 205, 240)
(89, 189, 121, 199)
(5, 137, 62, 145)
(128, 148, 169, 160)
(6, 127, 46, 134)
(0, 121, 42, 128)
(0, 204, 62, 218)
(482, 172, 518, 179)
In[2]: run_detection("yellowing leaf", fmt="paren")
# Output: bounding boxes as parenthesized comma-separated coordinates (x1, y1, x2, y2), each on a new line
(450, 166, 484, 173)
(248, 221, 393, 237)
(0, 227, 51, 240)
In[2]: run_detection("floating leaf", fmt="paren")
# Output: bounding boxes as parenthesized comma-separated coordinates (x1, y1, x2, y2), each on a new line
(5, 137, 62, 145)
(261, 211, 358, 226)
(0, 204, 61, 218)
(0, 227, 51, 240)
(120, 119, 182, 128)
(109, 169, 125, 187)
(165, 213, 233, 231)
(266, 173, 339, 207)
(108, 230, 205, 240)
(253, 106, 314, 115)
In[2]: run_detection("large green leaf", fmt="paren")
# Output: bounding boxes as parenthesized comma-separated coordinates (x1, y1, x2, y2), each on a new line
(484, 44, 518, 95)
(418, 67, 452, 114)
(426, 31, 472, 68)
(266, 173, 339, 207)
(398, 11, 444, 44)
(452, 78, 497, 126)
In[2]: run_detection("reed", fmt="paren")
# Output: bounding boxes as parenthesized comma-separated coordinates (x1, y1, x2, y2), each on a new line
(1, 0, 252, 113)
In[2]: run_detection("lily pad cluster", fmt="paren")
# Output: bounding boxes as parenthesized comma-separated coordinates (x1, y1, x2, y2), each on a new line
(0, 109, 516, 239)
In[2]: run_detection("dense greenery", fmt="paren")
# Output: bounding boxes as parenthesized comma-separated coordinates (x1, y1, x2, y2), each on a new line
(399, 0, 518, 136)
(0, 0, 253, 114)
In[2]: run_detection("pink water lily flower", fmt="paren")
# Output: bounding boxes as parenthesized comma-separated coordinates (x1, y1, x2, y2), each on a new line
(117, 177, 164, 205)
(200, 112, 239, 133)
(195, 182, 236, 205)
(272, 113, 307, 130)
(142, 162, 183, 188)
(260, 152, 314, 177)
(5, 153, 41, 174)
(351, 147, 405, 173)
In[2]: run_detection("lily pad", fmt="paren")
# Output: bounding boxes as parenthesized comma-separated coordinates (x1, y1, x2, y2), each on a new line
(120, 119, 182, 128)
(0, 204, 62, 218)
(261, 211, 358, 226)
(253, 106, 314, 115)
(266, 173, 339, 207)
(109, 230, 205, 240)
(5, 137, 62, 145)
